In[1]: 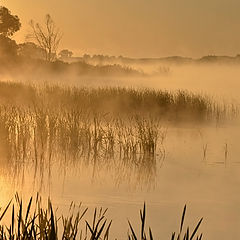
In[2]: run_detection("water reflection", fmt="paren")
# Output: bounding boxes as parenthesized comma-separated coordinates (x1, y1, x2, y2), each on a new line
(0, 81, 239, 239)
(0, 122, 240, 239)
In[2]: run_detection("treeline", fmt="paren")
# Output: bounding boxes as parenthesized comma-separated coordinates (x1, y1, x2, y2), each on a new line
(0, 56, 142, 77)
(74, 54, 240, 66)
(0, 6, 143, 77)
(0, 34, 142, 77)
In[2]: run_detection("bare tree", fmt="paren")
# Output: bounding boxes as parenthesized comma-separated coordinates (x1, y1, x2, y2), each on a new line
(28, 14, 62, 62)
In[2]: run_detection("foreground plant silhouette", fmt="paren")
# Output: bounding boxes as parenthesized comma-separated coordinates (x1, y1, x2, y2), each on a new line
(128, 203, 203, 240)
(0, 195, 203, 240)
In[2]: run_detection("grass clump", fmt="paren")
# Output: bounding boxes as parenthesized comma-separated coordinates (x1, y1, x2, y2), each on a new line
(128, 204, 203, 240)
(0, 195, 203, 240)
(0, 194, 111, 240)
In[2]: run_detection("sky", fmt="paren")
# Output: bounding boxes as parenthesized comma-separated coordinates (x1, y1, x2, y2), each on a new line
(2, 0, 240, 58)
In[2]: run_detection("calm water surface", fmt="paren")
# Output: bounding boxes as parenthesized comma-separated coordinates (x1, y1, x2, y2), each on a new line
(1, 65, 240, 239)
(0, 124, 240, 239)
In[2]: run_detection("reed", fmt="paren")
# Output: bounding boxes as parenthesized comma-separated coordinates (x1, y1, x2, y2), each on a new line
(0, 81, 233, 122)
(128, 203, 203, 240)
(0, 196, 203, 240)
(0, 81, 237, 184)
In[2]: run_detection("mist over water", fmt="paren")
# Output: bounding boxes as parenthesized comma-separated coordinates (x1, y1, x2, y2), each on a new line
(1, 2, 240, 239)
(0, 61, 240, 240)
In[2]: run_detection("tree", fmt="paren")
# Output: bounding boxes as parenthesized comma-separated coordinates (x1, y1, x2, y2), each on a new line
(27, 14, 62, 62)
(59, 49, 73, 58)
(18, 42, 46, 60)
(0, 6, 20, 59)
(0, 35, 18, 58)
(0, 6, 21, 37)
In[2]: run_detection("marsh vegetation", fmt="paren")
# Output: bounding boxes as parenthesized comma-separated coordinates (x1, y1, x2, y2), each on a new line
(1, 4, 240, 240)
(0, 78, 238, 240)
(0, 71, 238, 240)
(0, 81, 235, 181)
(0, 194, 203, 240)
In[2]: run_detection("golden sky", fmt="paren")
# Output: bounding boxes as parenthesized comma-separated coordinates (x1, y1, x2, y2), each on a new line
(2, 0, 240, 58)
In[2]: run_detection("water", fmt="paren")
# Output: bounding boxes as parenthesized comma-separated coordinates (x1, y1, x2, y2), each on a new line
(1, 64, 240, 239)
(0, 123, 239, 239)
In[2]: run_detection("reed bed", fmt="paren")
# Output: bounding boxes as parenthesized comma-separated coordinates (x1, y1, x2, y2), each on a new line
(0, 81, 237, 183)
(0, 106, 164, 188)
(0, 81, 235, 122)
(0, 195, 203, 240)
(0, 106, 164, 164)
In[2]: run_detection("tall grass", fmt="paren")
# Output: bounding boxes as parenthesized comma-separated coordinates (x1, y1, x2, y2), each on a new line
(128, 203, 203, 240)
(0, 194, 111, 240)
(0, 81, 237, 184)
(0, 195, 203, 240)
(0, 81, 234, 122)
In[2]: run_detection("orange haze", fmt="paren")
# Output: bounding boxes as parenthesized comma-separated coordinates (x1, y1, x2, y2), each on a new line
(2, 0, 240, 57)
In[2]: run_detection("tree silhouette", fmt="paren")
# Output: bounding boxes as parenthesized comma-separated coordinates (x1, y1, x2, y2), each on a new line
(0, 6, 20, 59)
(0, 6, 21, 37)
(27, 14, 62, 62)
(18, 42, 46, 60)
(59, 49, 73, 59)
(0, 35, 17, 58)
